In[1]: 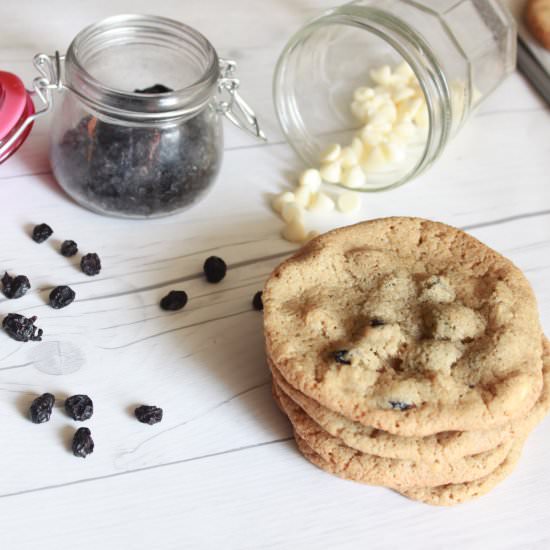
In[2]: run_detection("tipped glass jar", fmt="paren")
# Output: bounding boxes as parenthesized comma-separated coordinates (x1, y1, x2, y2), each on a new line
(1, 15, 264, 218)
(274, 0, 516, 191)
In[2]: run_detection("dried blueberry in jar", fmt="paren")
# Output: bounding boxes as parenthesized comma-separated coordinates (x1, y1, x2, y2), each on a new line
(1, 272, 31, 299)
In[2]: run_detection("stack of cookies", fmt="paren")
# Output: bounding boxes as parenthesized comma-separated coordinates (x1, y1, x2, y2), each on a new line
(263, 218, 549, 505)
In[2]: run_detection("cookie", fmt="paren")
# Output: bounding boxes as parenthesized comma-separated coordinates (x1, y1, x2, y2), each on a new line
(273, 382, 514, 490)
(270, 337, 549, 462)
(526, 0, 550, 50)
(295, 432, 522, 506)
(264, 218, 543, 436)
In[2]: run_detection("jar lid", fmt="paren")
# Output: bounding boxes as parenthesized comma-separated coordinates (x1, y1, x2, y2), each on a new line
(0, 71, 35, 163)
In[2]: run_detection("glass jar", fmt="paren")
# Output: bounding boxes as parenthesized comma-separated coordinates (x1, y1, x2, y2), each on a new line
(0, 15, 264, 218)
(274, 0, 516, 191)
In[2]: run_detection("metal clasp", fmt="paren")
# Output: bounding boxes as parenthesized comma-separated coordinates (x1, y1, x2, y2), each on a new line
(0, 52, 62, 160)
(217, 58, 266, 141)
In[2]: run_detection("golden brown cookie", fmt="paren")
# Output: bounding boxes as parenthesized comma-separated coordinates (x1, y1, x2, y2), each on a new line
(264, 218, 543, 436)
(526, 0, 550, 50)
(270, 337, 549, 462)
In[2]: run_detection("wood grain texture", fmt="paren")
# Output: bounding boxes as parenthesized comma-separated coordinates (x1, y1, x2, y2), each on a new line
(0, 0, 550, 548)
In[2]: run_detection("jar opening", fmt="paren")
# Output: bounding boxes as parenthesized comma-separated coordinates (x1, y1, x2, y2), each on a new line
(64, 14, 220, 122)
(274, 5, 453, 192)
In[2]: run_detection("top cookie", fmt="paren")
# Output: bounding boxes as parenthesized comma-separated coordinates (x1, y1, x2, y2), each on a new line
(264, 218, 543, 436)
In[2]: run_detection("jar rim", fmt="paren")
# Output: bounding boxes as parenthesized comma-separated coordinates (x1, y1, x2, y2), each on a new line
(273, 4, 453, 191)
(64, 14, 220, 122)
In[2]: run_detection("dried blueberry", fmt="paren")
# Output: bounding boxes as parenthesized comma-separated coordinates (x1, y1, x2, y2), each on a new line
(370, 318, 385, 327)
(134, 84, 173, 94)
(30, 393, 55, 424)
(252, 291, 263, 311)
(2, 314, 43, 342)
(49, 285, 76, 309)
(333, 350, 352, 365)
(1, 272, 31, 299)
(80, 253, 101, 276)
(203, 256, 226, 283)
(60, 240, 78, 257)
(65, 395, 93, 421)
(135, 405, 163, 425)
(389, 401, 414, 411)
(160, 290, 188, 311)
(72, 427, 94, 458)
(32, 223, 53, 243)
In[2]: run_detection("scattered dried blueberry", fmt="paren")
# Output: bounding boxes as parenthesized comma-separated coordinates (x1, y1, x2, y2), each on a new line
(32, 223, 53, 243)
(135, 405, 163, 425)
(60, 240, 78, 257)
(252, 291, 263, 311)
(203, 256, 226, 283)
(72, 427, 94, 458)
(333, 350, 352, 365)
(370, 318, 385, 327)
(80, 253, 101, 276)
(1, 272, 31, 299)
(389, 401, 414, 411)
(2, 313, 43, 342)
(160, 290, 188, 311)
(49, 285, 76, 309)
(65, 395, 93, 421)
(134, 84, 173, 94)
(30, 393, 55, 424)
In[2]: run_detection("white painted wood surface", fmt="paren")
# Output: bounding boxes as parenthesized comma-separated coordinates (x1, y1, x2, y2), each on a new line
(1, 0, 549, 548)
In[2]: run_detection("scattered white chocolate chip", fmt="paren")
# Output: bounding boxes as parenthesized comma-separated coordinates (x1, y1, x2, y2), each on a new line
(337, 191, 362, 214)
(299, 168, 322, 192)
(308, 191, 335, 214)
(342, 165, 367, 189)
(294, 185, 312, 207)
(281, 201, 304, 224)
(271, 191, 295, 214)
(319, 161, 342, 184)
(282, 219, 307, 244)
(320, 143, 341, 163)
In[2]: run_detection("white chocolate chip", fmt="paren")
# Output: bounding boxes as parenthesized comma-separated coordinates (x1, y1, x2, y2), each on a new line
(359, 125, 388, 146)
(351, 101, 369, 123)
(281, 219, 307, 244)
(305, 230, 320, 242)
(351, 137, 364, 157)
(308, 191, 335, 214)
(320, 161, 342, 184)
(392, 86, 416, 103)
(414, 103, 429, 128)
(340, 147, 359, 168)
(368, 101, 397, 126)
(382, 139, 407, 163)
(271, 191, 295, 214)
(319, 144, 341, 163)
(337, 191, 362, 214)
(361, 146, 388, 171)
(353, 86, 376, 102)
(281, 201, 305, 223)
(370, 65, 393, 86)
(394, 121, 417, 141)
(342, 165, 367, 189)
(294, 185, 312, 207)
(394, 61, 415, 82)
(299, 169, 322, 192)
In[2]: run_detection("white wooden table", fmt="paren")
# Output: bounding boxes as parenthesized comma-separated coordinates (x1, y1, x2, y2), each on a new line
(1, 1, 549, 548)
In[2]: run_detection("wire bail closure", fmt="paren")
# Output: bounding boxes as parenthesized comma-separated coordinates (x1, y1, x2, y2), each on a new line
(217, 58, 266, 141)
(0, 52, 61, 161)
